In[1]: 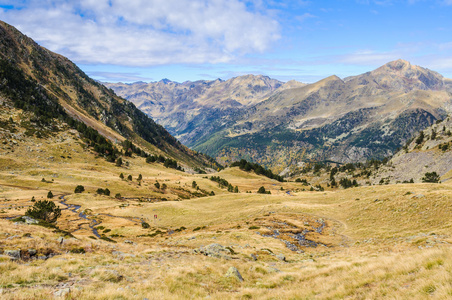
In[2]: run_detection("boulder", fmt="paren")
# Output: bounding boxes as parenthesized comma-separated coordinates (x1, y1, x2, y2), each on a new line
(4, 249, 20, 259)
(225, 266, 243, 282)
(22, 216, 39, 224)
(276, 254, 286, 262)
(53, 288, 70, 298)
(194, 243, 233, 259)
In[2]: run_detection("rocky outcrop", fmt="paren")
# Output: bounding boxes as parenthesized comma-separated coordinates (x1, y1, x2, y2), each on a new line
(193, 243, 234, 259)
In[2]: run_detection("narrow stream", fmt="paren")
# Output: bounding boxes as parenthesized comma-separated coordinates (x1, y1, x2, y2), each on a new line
(59, 196, 101, 238)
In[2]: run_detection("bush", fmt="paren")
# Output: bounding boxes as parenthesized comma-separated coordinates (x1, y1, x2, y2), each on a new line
(74, 185, 85, 193)
(257, 186, 270, 194)
(127, 175, 132, 181)
(47, 191, 53, 199)
(115, 193, 122, 199)
(25, 200, 61, 223)
(97, 188, 110, 196)
(115, 157, 122, 167)
(142, 222, 150, 229)
(422, 172, 440, 183)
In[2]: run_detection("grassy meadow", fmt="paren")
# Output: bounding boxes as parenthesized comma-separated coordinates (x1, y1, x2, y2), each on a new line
(0, 127, 451, 299)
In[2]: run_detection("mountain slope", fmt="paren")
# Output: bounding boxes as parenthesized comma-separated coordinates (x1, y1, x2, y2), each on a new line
(0, 20, 216, 169)
(189, 60, 452, 172)
(104, 75, 305, 145)
(107, 59, 452, 174)
(373, 116, 452, 183)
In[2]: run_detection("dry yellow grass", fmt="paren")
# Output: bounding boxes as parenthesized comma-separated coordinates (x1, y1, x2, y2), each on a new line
(1, 125, 452, 299)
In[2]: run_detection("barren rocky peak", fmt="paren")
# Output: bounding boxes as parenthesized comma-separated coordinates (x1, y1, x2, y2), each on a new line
(371, 59, 446, 91)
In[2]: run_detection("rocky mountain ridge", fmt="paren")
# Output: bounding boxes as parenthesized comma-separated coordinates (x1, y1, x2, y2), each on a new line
(108, 59, 452, 173)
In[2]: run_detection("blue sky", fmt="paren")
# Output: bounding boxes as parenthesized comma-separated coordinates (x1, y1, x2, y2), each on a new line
(1, 0, 452, 83)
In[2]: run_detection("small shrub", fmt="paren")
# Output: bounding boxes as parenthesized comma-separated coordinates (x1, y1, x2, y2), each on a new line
(142, 222, 150, 229)
(47, 191, 53, 199)
(257, 186, 270, 194)
(70, 247, 86, 254)
(114, 193, 122, 199)
(74, 185, 85, 193)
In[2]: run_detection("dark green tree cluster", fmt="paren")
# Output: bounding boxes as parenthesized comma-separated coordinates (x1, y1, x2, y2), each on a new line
(96, 188, 110, 196)
(439, 142, 450, 152)
(422, 172, 440, 183)
(339, 178, 358, 189)
(415, 131, 425, 145)
(209, 176, 238, 192)
(25, 200, 61, 223)
(146, 154, 183, 171)
(295, 178, 309, 186)
(230, 159, 285, 182)
(122, 140, 148, 157)
(257, 186, 270, 194)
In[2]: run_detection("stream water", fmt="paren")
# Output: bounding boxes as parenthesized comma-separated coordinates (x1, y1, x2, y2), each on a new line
(59, 196, 101, 238)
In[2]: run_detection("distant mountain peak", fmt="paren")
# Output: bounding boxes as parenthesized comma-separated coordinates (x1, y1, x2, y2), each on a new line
(160, 78, 173, 84)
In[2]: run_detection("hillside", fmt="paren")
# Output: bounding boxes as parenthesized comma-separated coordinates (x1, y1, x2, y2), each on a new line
(0, 21, 216, 170)
(374, 116, 452, 184)
(109, 60, 452, 173)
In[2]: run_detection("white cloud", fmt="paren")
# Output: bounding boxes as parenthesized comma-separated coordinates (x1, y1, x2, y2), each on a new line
(339, 50, 401, 65)
(0, 0, 280, 66)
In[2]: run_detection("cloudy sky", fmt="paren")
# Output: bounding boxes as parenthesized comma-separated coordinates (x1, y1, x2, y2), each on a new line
(1, 0, 452, 83)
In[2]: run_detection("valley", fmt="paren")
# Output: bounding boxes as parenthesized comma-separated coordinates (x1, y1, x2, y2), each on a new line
(0, 19, 451, 300)
(1, 126, 452, 299)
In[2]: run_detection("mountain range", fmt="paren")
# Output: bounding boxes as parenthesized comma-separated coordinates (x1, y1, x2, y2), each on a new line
(105, 60, 452, 173)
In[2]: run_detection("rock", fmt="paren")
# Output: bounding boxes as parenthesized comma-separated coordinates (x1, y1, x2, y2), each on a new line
(225, 266, 243, 282)
(0, 254, 15, 261)
(194, 243, 233, 259)
(22, 216, 39, 224)
(188, 236, 196, 240)
(413, 194, 425, 199)
(54, 288, 70, 298)
(250, 254, 258, 261)
(276, 254, 286, 262)
(4, 249, 20, 259)
(124, 240, 135, 245)
(112, 251, 135, 259)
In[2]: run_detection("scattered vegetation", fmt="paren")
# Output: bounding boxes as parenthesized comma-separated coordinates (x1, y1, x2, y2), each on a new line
(231, 159, 285, 182)
(25, 200, 61, 223)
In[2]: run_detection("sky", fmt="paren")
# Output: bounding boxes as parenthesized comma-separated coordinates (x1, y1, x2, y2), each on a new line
(1, 0, 452, 83)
